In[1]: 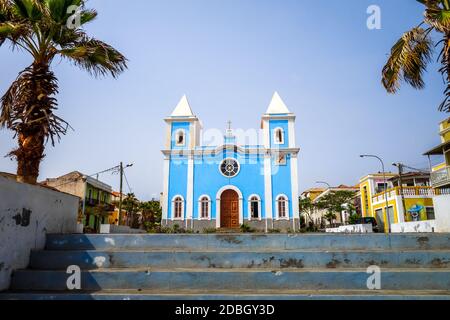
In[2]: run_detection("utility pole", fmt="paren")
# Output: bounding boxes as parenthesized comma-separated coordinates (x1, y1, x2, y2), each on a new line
(118, 162, 124, 226)
(393, 163, 407, 222)
(117, 162, 134, 226)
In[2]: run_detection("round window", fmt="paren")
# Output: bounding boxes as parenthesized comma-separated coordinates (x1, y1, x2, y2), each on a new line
(220, 158, 240, 178)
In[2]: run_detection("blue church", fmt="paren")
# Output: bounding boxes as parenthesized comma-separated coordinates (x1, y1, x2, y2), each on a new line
(161, 93, 300, 232)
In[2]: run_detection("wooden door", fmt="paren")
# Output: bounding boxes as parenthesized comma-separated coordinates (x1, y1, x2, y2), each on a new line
(221, 190, 239, 228)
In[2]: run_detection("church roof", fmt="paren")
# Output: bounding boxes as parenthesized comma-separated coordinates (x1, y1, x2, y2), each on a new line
(266, 92, 291, 114)
(171, 95, 194, 117)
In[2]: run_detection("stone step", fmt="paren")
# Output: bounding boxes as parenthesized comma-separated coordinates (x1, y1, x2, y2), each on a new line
(10, 268, 450, 291)
(2, 289, 450, 300)
(29, 249, 450, 270)
(45, 234, 450, 251)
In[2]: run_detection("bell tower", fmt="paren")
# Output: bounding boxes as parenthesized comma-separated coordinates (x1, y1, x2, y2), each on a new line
(162, 95, 202, 226)
(261, 92, 300, 230)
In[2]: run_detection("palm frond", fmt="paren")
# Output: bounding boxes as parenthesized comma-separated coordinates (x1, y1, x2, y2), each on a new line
(425, 6, 450, 32)
(45, 0, 83, 24)
(382, 27, 433, 93)
(12, 0, 43, 21)
(0, 63, 68, 145)
(59, 38, 127, 78)
(438, 36, 450, 112)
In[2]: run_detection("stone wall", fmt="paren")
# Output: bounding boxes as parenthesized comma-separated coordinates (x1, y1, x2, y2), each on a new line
(0, 176, 79, 291)
(163, 218, 300, 233)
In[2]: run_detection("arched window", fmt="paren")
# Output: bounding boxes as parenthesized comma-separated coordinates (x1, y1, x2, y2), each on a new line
(172, 196, 184, 219)
(199, 195, 211, 219)
(274, 128, 284, 145)
(175, 129, 186, 146)
(248, 195, 261, 219)
(276, 195, 288, 219)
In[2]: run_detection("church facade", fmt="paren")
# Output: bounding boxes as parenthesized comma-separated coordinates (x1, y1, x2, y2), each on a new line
(161, 93, 300, 232)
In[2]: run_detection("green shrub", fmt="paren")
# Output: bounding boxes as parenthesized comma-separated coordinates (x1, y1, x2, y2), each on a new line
(240, 223, 255, 233)
(203, 227, 217, 234)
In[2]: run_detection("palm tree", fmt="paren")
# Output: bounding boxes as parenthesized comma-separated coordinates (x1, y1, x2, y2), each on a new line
(0, 0, 127, 184)
(382, 0, 450, 113)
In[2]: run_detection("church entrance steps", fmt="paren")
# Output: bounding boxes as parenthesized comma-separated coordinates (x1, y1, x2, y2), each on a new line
(2, 234, 450, 300)
(45, 233, 450, 251)
(29, 249, 450, 270)
(8, 268, 450, 291)
(2, 289, 450, 300)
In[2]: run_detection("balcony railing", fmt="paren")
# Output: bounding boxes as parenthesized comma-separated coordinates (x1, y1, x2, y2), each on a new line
(372, 186, 450, 203)
(85, 198, 115, 211)
(431, 166, 450, 188)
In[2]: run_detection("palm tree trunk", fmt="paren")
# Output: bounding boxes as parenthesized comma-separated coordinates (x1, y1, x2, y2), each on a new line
(16, 128, 45, 184)
(14, 62, 53, 184)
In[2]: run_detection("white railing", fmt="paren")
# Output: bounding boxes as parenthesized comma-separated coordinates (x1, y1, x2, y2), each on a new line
(372, 187, 450, 204)
(431, 166, 450, 188)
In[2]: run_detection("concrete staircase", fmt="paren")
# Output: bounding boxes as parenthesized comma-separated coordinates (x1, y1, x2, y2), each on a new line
(1, 233, 450, 300)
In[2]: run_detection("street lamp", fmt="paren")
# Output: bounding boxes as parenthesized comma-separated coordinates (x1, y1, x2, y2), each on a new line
(360, 154, 391, 233)
(316, 181, 331, 189)
(315, 181, 332, 226)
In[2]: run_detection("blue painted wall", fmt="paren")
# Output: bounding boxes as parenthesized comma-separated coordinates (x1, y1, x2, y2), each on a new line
(192, 152, 266, 220)
(167, 155, 188, 220)
(271, 155, 293, 218)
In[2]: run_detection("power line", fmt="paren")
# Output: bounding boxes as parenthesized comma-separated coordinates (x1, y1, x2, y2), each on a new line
(123, 171, 133, 194)
(49, 165, 121, 189)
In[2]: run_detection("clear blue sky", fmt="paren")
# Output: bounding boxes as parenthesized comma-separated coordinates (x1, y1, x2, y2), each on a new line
(0, 0, 446, 200)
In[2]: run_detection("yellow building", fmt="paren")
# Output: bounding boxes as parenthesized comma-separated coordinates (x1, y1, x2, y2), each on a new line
(301, 188, 327, 202)
(360, 173, 439, 233)
(425, 117, 450, 190)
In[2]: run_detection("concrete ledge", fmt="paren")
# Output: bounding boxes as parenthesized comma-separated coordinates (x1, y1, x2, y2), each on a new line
(10, 269, 450, 291)
(45, 233, 450, 251)
(2, 290, 450, 300)
(29, 249, 450, 270)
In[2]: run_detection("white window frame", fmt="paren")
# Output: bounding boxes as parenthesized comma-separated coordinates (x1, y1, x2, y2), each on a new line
(218, 158, 241, 178)
(275, 194, 289, 220)
(174, 129, 186, 147)
(273, 127, 285, 145)
(248, 194, 262, 221)
(198, 195, 211, 220)
(171, 195, 185, 220)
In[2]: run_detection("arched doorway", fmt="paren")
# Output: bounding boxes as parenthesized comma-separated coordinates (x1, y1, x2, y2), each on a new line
(220, 189, 239, 228)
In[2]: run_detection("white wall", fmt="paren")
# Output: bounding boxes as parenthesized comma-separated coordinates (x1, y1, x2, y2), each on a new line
(0, 176, 79, 291)
(326, 224, 373, 233)
(391, 220, 436, 233)
(434, 195, 450, 232)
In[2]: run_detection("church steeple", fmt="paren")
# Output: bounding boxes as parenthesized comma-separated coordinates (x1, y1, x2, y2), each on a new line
(165, 95, 202, 150)
(171, 95, 194, 117)
(265, 92, 291, 115)
(261, 92, 296, 149)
